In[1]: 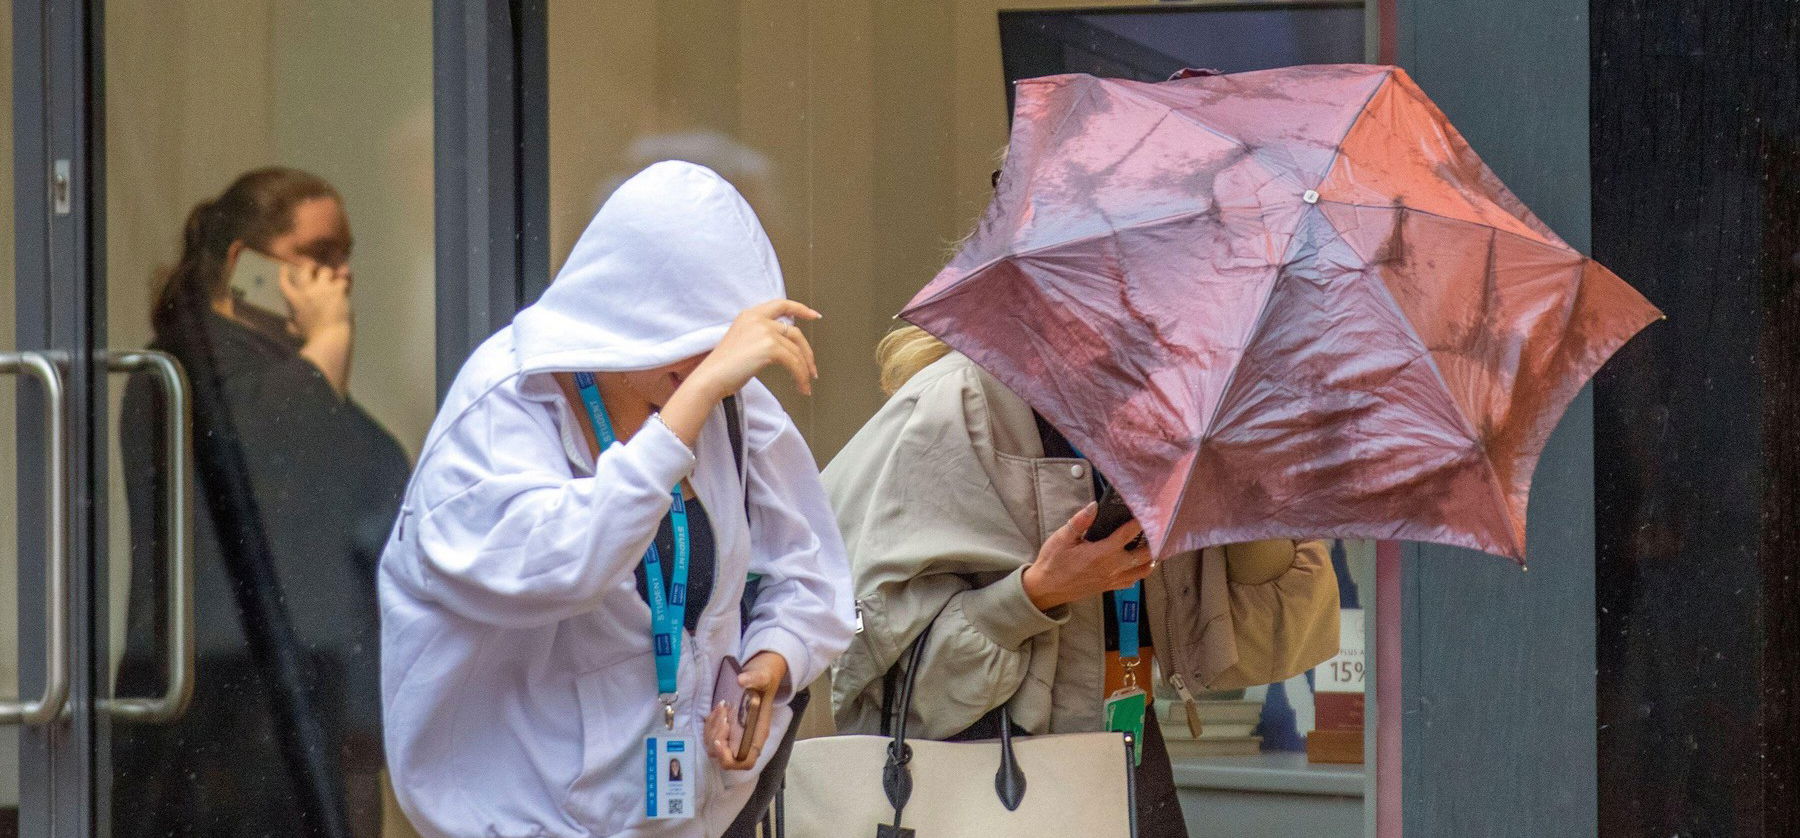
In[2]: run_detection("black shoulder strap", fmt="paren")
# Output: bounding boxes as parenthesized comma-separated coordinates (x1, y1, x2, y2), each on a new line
(726, 394, 762, 631)
(723, 394, 746, 481)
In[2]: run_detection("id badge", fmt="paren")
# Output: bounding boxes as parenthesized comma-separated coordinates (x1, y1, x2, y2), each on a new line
(1104, 688, 1147, 766)
(644, 734, 698, 820)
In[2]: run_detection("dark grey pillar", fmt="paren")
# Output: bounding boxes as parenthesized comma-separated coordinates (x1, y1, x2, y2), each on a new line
(433, 0, 549, 399)
(1396, 0, 1599, 834)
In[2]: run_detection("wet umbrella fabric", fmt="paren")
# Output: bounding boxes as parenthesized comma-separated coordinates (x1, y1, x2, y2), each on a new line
(901, 64, 1661, 561)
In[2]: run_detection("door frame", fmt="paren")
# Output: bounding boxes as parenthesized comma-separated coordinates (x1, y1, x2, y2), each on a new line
(13, 0, 96, 834)
(8, 0, 550, 834)
(433, 0, 550, 400)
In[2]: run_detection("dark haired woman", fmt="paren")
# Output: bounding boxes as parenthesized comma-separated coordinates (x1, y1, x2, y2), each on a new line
(111, 167, 409, 836)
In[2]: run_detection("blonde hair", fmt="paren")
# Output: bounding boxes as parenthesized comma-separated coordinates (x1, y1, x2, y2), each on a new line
(875, 325, 951, 395)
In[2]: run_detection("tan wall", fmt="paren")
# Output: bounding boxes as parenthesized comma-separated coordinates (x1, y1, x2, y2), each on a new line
(549, 0, 1147, 463)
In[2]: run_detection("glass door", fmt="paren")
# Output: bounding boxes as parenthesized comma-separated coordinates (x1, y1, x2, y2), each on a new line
(90, 1, 435, 835)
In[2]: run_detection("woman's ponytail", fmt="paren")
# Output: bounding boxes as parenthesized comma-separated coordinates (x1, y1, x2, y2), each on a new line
(180, 197, 219, 255)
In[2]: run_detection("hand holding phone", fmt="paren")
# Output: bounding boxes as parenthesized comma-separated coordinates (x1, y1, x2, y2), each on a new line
(706, 653, 784, 770)
(1023, 495, 1152, 612)
(1083, 484, 1136, 542)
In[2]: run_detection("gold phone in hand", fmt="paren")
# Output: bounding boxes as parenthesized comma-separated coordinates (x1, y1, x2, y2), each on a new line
(713, 656, 771, 763)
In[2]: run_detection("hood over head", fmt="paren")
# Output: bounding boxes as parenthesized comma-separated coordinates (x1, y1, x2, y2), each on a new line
(512, 161, 785, 374)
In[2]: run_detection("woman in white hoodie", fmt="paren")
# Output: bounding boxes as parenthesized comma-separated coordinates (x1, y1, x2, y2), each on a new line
(380, 161, 854, 837)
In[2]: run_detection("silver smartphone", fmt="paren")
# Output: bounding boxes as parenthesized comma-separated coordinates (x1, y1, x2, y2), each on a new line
(229, 248, 291, 315)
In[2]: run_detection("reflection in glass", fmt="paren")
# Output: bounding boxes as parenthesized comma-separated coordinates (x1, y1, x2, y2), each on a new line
(112, 170, 409, 836)
(102, 3, 432, 834)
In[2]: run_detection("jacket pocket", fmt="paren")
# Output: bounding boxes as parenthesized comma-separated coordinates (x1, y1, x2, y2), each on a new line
(564, 652, 657, 833)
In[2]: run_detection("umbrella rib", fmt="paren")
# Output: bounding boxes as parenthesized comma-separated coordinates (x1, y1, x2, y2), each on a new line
(1016, 80, 1103, 223)
(1316, 199, 1569, 253)
(1140, 97, 1321, 198)
(1159, 207, 1311, 547)
(1326, 206, 1525, 556)
(1118, 81, 1250, 152)
(1316, 67, 1397, 189)
(907, 205, 1256, 311)
(1153, 102, 1252, 152)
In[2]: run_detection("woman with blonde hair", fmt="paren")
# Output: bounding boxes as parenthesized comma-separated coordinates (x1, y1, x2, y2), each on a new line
(823, 323, 1342, 836)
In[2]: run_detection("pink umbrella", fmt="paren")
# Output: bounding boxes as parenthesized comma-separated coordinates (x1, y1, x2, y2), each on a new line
(900, 65, 1661, 561)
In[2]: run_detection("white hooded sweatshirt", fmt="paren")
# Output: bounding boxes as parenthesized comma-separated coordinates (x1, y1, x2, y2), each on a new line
(380, 162, 854, 838)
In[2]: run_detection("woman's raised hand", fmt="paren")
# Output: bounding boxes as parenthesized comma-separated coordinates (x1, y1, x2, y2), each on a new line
(282, 261, 354, 397)
(658, 300, 819, 447)
(281, 261, 352, 342)
(1021, 503, 1154, 612)
(689, 299, 820, 398)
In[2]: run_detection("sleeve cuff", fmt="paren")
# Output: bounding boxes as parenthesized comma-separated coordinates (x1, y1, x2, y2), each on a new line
(963, 566, 1068, 650)
(741, 624, 813, 704)
(614, 411, 697, 488)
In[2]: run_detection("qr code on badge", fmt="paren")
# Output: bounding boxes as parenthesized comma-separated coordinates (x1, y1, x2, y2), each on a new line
(667, 799, 684, 815)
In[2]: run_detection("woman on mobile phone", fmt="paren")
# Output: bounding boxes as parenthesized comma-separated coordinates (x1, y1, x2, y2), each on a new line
(112, 167, 409, 836)
(822, 327, 1342, 838)
(380, 161, 853, 838)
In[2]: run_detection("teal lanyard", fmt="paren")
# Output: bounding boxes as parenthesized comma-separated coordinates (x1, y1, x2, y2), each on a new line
(573, 373, 689, 706)
(1068, 444, 1142, 660)
(1116, 581, 1142, 660)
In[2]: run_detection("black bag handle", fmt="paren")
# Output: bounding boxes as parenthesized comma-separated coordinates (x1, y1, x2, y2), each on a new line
(879, 624, 1029, 835)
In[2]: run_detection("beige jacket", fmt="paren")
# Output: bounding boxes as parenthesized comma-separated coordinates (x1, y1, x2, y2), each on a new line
(823, 353, 1340, 739)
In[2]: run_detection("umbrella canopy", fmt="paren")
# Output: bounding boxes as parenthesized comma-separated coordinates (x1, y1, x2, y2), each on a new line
(900, 64, 1661, 561)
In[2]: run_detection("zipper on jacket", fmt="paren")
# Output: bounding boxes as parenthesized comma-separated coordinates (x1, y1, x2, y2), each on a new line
(1167, 672, 1205, 738)
(854, 599, 865, 634)
(1155, 560, 1206, 738)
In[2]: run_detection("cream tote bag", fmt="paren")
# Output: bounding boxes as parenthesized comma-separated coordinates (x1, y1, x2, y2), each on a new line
(778, 630, 1136, 838)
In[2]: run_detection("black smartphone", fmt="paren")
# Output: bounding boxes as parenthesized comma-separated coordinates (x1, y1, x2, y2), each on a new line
(1083, 484, 1136, 541)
